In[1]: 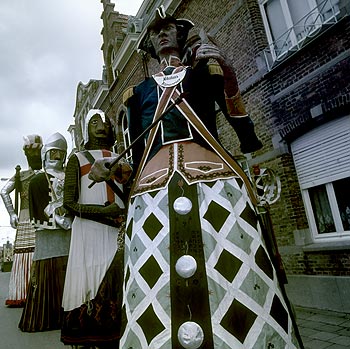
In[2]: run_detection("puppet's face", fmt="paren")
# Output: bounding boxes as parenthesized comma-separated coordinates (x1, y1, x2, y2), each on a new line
(88, 114, 111, 142)
(24, 147, 42, 170)
(42, 148, 66, 172)
(41, 132, 67, 173)
(149, 22, 180, 58)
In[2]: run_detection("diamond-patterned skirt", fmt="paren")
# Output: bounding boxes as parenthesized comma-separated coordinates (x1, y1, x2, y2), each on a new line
(121, 174, 300, 348)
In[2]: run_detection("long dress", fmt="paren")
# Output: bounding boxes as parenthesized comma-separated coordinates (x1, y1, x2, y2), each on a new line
(19, 171, 71, 332)
(4, 170, 36, 307)
(120, 60, 301, 348)
(61, 149, 125, 347)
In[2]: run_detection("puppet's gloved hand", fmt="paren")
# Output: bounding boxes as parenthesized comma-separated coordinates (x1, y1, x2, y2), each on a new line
(195, 29, 226, 64)
(112, 159, 133, 184)
(195, 43, 226, 64)
(101, 202, 124, 216)
(55, 215, 72, 230)
(101, 203, 127, 227)
(10, 213, 18, 229)
(89, 157, 132, 184)
(101, 203, 126, 223)
(89, 157, 115, 182)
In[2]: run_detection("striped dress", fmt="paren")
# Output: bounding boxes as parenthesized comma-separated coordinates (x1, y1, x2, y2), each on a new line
(5, 170, 36, 307)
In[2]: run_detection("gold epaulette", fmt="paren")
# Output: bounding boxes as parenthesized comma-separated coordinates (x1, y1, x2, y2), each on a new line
(208, 62, 223, 76)
(122, 86, 135, 105)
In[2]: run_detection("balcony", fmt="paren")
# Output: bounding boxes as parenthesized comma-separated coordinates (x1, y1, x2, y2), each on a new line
(263, 0, 348, 71)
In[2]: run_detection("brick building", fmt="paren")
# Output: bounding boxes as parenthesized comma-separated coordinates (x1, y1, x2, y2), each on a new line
(70, 0, 350, 312)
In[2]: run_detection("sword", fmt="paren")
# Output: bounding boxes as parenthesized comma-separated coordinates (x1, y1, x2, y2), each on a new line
(14, 165, 21, 216)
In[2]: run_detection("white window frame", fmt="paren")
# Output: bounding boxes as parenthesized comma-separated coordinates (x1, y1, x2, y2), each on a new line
(111, 49, 117, 81)
(259, 0, 340, 64)
(302, 181, 350, 242)
(291, 115, 350, 243)
(121, 111, 132, 163)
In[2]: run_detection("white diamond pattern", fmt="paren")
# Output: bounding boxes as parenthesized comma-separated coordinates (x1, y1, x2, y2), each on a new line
(121, 178, 300, 348)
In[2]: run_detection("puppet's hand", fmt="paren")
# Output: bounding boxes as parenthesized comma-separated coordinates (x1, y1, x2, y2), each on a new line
(195, 43, 225, 64)
(196, 29, 226, 64)
(101, 203, 126, 218)
(110, 159, 133, 184)
(89, 157, 115, 182)
(89, 157, 132, 184)
(9, 213, 18, 229)
(55, 214, 72, 230)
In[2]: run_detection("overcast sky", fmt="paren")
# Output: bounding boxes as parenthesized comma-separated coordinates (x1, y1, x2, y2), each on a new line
(0, 0, 143, 243)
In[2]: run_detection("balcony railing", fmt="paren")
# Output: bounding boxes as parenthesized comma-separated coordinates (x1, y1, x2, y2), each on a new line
(263, 0, 346, 71)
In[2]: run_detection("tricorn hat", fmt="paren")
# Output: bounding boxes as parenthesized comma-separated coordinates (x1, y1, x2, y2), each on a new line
(138, 5, 194, 59)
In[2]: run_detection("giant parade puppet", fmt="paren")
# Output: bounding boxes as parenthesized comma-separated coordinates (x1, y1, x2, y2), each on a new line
(61, 109, 131, 348)
(0, 135, 42, 307)
(19, 132, 71, 332)
(89, 6, 304, 349)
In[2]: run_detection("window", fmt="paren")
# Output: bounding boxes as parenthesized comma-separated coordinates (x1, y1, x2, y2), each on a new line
(259, 0, 340, 67)
(111, 49, 118, 81)
(121, 111, 132, 163)
(291, 116, 350, 242)
(306, 178, 350, 236)
(111, 48, 116, 63)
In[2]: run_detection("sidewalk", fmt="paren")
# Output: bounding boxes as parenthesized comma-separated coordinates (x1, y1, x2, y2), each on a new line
(0, 271, 64, 349)
(0, 270, 349, 348)
(295, 306, 350, 349)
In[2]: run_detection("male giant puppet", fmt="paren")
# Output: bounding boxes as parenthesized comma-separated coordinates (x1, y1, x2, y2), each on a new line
(61, 109, 131, 348)
(90, 7, 303, 349)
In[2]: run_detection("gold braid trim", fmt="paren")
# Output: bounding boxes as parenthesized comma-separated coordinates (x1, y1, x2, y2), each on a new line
(208, 62, 223, 76)
(226, 90, 248, 117)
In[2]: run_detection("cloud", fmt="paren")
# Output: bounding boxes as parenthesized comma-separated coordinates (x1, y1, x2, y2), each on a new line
(0, 0, 143, 239)
(0, 0, 107, 179)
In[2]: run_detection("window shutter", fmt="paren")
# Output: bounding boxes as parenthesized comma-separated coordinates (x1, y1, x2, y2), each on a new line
(291, 116, 350, 189)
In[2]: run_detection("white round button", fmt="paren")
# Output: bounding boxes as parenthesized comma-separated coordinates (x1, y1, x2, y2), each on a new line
(178, 321, 204, 349)
(173, 197, 192, 215)
(175, 255, 197, 278)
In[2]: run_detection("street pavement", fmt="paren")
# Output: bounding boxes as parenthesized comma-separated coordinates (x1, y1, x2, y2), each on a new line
(1, 270, 350, 348)
(295, 306, 350, 349)
(0, 271, 65, 349)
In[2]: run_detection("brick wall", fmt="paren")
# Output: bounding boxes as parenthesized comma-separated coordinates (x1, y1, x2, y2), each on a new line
(268, 19, 350, 137)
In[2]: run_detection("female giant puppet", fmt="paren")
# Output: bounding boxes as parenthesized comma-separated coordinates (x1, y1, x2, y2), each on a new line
(19, 132, 71, 331)
(0, 135, 42, 306)
(90, 6, 303, 349)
